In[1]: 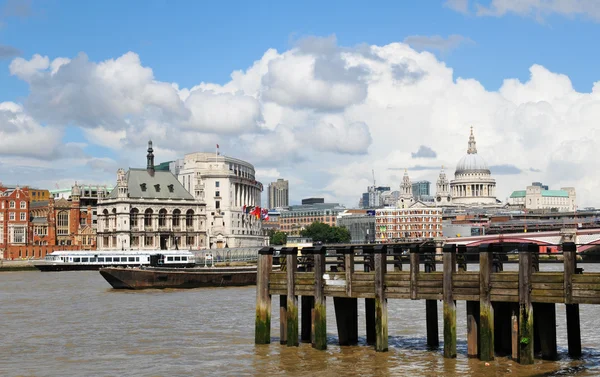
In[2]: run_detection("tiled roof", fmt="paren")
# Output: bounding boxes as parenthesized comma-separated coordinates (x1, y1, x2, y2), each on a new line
(106, 168, 193, 200)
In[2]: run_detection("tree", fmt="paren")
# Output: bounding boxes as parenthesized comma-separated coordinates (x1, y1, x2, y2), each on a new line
(301, 222, 351, 244)
(269, 230, 287, 245)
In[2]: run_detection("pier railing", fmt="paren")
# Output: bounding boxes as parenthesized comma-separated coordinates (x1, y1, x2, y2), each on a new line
(255, 241, 590, 364)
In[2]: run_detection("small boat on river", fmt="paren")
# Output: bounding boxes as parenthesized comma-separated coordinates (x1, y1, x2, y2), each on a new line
(99, 265, 257, 289)
(34, 250, 196, 271)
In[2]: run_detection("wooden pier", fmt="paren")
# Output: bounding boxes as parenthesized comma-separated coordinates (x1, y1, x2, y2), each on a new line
(254, 241, 593, 364)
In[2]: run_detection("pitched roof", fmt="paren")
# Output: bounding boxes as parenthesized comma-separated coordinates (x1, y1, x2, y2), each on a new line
(542, 190, 569, 198)
(107, 168, 194, 200)
(510, 190, 526, 198)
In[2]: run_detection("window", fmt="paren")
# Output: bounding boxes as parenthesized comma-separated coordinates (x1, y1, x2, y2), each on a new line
(215, 191, 220, 197)
(128, 257, 135, 262)
(172, 209, 181, 227)
(20, 201, 26, 209)
(216, 201, 220, 209)
(145, 236, 153, 246)
(131, 236, 139, 246)
(57, 211, 69, 235)
(215, 181, 220, 187)
(186, 210, 194, 227)
(144, 209, 153, 227)
(158, 209, 167, 226)
(9, 201, 15, 208)
(82, 258, 89, 262)
(105, 257, 112, 262)
(186, 236, 194, 246)
(9, 212, 15, 221)
(20, 213, 26, 221)
(98, 257, 105, 262)
(167, 256, 174, 261)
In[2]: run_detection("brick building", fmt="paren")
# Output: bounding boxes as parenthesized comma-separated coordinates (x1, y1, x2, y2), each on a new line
(0, 186, 30, 256)
(375, 203, 443, 242)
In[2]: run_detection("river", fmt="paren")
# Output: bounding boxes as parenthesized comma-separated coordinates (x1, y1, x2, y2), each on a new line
(2, 264, 600, 376)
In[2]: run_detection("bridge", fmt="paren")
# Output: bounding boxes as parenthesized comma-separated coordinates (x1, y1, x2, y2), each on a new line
(446, 227, 600, 252)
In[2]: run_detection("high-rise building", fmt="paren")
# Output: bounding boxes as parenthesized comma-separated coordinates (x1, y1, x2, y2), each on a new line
(268, 179, 289, 209)
(412, 181, 430, 201)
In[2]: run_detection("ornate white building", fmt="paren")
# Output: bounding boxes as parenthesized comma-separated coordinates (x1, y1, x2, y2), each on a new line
(447, 128, 498, 206)
(97, 142, 207, 251)
(435, 166, 452, 205)
(175, 152, 267, 248)
(509, 185, 576, 212)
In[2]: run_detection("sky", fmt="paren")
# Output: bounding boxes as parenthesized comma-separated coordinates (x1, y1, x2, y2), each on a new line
(2, 0, 600, 207)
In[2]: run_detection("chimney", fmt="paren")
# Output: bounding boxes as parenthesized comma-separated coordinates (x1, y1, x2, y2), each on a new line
(147, 140, 155, 176)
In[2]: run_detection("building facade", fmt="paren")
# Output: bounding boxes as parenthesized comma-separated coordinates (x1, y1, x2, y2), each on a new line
(375, 205, 443, 242)
(337, 212, 376, 243)
(279, 202, 345, 234)
(174, 151, 266, 248)
(398, 170, 415, 208)
(448, 128, 497, 206)
(509, 184, 576, 212)
(97, 143, 207, 251)
(0, 186, 30, 255)
(268, 179, 289, 209)
(412, 181, 430, 201)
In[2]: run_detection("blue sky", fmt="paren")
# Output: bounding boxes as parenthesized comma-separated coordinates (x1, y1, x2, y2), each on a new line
(2, 0, 600, 205)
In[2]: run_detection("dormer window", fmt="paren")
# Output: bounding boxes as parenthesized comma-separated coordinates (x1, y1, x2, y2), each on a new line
(154, 184, 160, 192)
(167, 184, 174, 193)
(140, 183, 147, 192)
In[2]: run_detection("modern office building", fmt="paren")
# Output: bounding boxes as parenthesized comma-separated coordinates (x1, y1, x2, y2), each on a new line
(268, 179, 289, 209)
(412, 181, 430, 201)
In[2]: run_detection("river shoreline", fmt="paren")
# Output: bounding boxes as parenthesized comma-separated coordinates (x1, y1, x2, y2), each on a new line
(0, 260, 38, 271)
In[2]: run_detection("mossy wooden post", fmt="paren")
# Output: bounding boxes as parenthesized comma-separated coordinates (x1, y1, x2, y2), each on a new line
(311, 245, 327, 350)
(479, 243, 494, 361)
(518, 242, 534, 365)
(281, 247, 299, 347)
(279, 295, 287, 345)
(255, 246, 274, 344)
(443, 244, 457, 358)
(424, 245, 439, 349)
(461, 245, 479, 358)
(364, 246, 376, 345)
(374, 244, 388, 352)
(563, 241, 581, 358)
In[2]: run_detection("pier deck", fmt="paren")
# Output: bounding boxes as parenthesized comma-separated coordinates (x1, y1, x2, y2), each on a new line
(255, 242, 591, 364)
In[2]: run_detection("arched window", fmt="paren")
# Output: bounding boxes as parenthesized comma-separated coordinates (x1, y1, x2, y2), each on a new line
(173, 209, 181, 227)
(103, 209, 109, 227)
(130, 208, 139, 227)
(144, 208, 153, 227)
(186, 209, 194, 227)
(158, 209, 167, 227)
(57, 211, 69, 236)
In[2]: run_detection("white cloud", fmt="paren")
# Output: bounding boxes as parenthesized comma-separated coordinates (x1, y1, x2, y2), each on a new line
(5, 37, 600, 208)
(446, 0, 600, 22)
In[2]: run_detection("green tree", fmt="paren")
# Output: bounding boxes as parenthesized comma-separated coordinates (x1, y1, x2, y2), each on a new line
(301, 222, 351, 243)
(271, 231, 287, 245)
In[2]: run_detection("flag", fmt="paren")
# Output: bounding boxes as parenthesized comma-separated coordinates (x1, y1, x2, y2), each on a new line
(216, 144, 219, 148)
(243, 205, 246, 213)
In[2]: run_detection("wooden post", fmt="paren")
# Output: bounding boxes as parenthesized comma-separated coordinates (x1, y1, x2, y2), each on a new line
(457, 245, 467, 272)
(255, 246, 274, 344)
(511, 304, 519, 361)
(467, 301, 480, 358)
(374, 245, 388, 352)
(392, 245, 403, 271)
(280, 247, 299, 347)
(443, 244, 457, 358)
(479, 244, 494, 361)
(563, 241, 581, 358)
(518, 243, 534, 365)
(306, 245, 327, 350)
(334, 246, 358, 346)
(424, 245, 439, 349)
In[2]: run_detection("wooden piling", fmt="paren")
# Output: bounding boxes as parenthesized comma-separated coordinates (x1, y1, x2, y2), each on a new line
(392, 245, 403, 271)
(563, 241, 582, 358)
(511, 304, 519, 361)
(518, 243, 534, 365)
(467, 300, 480, 358)
(410, 245, 419, 300)
(308, 245, 327, 350)
(255, 247, 274, 344)
(279, 295, 287, 345)
(281, 247, 299, 347)
(443, 244, 457, 358)
(479, 244, 494, 361)
(374, 245, 388, 352)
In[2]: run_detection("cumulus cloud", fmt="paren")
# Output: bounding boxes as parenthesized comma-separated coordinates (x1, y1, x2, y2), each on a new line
(5, 37, 600, 207)
(411, 145, 437, 158)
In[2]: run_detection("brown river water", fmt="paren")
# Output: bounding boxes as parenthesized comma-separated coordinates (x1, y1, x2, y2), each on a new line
(2, 264, 600, 377)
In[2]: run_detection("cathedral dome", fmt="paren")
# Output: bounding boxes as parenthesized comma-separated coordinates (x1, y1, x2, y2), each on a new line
(454, 127, 490, 175)
(455, 153, 489, 175)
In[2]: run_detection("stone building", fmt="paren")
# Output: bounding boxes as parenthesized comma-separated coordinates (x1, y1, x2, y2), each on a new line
(278, 202, 345, 235)
(268, 178, 289, 209)
(97, 142, 207, 251)
(398, 170, 415, 208)
(174, 151, 266, 248)
(509, 184, 576, 212)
